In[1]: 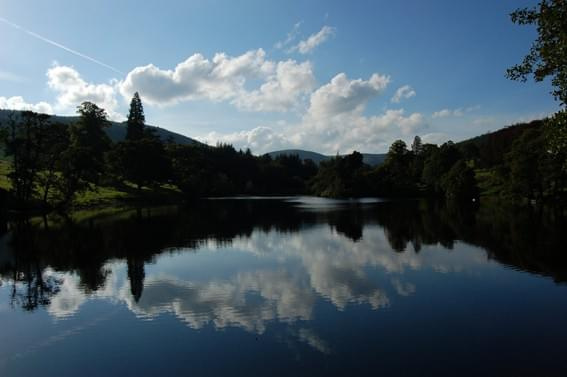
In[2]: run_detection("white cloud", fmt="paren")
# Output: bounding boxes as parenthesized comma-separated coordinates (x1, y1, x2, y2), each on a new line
(202, 73, 426, 154)
(292, 73, 425, 153)
(119, 49, 313, 113)
(0, 96, 53, 114)
(307, 73, 390, 119)
(203, 73, 426, 154)
(47, 65, 121, 119)
(200, 126, 292, 153)
(432, 109, 452, 118)
(290, 108, 425, 154)
(292, 26, 335, 54)
(432, 106, 479, 118)
(233, 60, 315, 112)
(421, 132, 450, 145)
(391, 85, 416, 103)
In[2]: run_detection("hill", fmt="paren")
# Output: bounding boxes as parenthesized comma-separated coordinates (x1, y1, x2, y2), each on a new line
(456, 119, 545, 168)
(267, 149, 329, 164)
(0, 109, 201, 146)
(267, 149, 387, 167)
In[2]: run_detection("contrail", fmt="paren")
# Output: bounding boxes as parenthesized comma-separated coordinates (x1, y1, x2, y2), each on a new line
(0, 16, 123, 75)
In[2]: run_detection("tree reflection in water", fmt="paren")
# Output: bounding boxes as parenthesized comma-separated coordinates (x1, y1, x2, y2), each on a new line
(0, 198, 566, 317)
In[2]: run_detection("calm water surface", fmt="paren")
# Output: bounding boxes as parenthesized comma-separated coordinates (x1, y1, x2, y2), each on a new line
(1, 198, 566, 376)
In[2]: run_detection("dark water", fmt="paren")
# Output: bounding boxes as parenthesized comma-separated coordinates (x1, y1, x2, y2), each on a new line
(1, 197, 567, 377)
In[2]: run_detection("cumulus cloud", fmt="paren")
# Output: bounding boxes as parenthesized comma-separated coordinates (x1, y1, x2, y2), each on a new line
(0, 96, 53, 114)
(201, 110, 426, 155)
(293, 73, 424, 153)
(232, 60, 315, 112)
(119, 49, 313, 113)
(202, 73, 425, 154)
(2, 46, 427, 153)
(200, 126, 292, 153)
(47, 65, 121, 119)
(119, 51, 262, 105)
(292, 26, 335, 54)
(391, 85, 416, 103)
(307, 73, 390, 119)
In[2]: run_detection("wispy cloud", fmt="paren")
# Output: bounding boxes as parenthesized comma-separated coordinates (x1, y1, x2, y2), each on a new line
(291, 26, 336, 54)
(0, 16, 123, 75)
(391, 85, 416, 103)
(274, 21, 302, 50)
(432, 105, 479, 118)
(0, 71, 25, 83)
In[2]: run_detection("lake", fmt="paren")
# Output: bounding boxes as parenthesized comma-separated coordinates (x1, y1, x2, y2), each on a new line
(1, 197, 566, 376)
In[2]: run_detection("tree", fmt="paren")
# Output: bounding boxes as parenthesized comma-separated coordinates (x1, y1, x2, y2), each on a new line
(507, 1, 567, 203)
(309, 151, 369, 198)
(506, 0, 567, 105)
(112, 93, 171, 190)
(108, 138, 171, 190)
(36, 122, 69, 206)
(440, 160, 479, 202)
(55, 102, 111, 207)
(546, 111, 567, 179)
(422, 142, 461, 195)
(2, 112, 49, 204)
(411, 135, 423, 155)
(374, 140, 417, 196)
(126, 92, 145, 140)
(0, 111, 69, 207)
(387, 140, 409, 161)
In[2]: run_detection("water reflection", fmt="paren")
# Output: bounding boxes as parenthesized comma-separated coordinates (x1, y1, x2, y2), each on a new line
(0, 200, 567, 318)
(1, 199, 567, 352)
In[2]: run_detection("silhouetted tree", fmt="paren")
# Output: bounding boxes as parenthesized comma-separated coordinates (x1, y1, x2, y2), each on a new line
(440, 160, 479, 202)
(109, 137, 171, 189)
(411, 135, 423, 155)
(37, 122, 69, 206)
(127, 257, 145, 302)
(126, 92, 145, 140)
(310, 151, 369, 197)
(55, 102, 111, 207)
(0, 111, 71, 208)
(506, 0, 567, 106)
(422, 142, 461, 195)
(506, 0, 567, 204)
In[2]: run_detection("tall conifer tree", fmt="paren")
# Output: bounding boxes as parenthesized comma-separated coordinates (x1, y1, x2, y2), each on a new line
(126, 92, 145, 140)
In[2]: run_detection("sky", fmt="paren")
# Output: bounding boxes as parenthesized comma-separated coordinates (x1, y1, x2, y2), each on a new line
(0, 0, 560, 154)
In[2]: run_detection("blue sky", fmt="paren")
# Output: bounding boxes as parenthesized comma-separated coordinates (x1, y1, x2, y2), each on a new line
(0, 0, 559, 154)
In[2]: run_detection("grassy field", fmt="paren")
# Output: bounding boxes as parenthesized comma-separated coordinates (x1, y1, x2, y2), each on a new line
(475, 168, 505, 197)
(0, 160, 11, 190)
(0, 159, 182, 209)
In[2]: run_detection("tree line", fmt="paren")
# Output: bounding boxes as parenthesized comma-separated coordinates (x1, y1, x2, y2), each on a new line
(1, 96, 566, 212)
(0, 93, 319, 211)
(309, 137, 479, 201)
(310, 0, 567, 205)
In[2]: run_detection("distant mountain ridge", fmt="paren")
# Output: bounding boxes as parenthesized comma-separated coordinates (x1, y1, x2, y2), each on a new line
(267, 149, 387, 167)
(0, 109, 201, 145)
